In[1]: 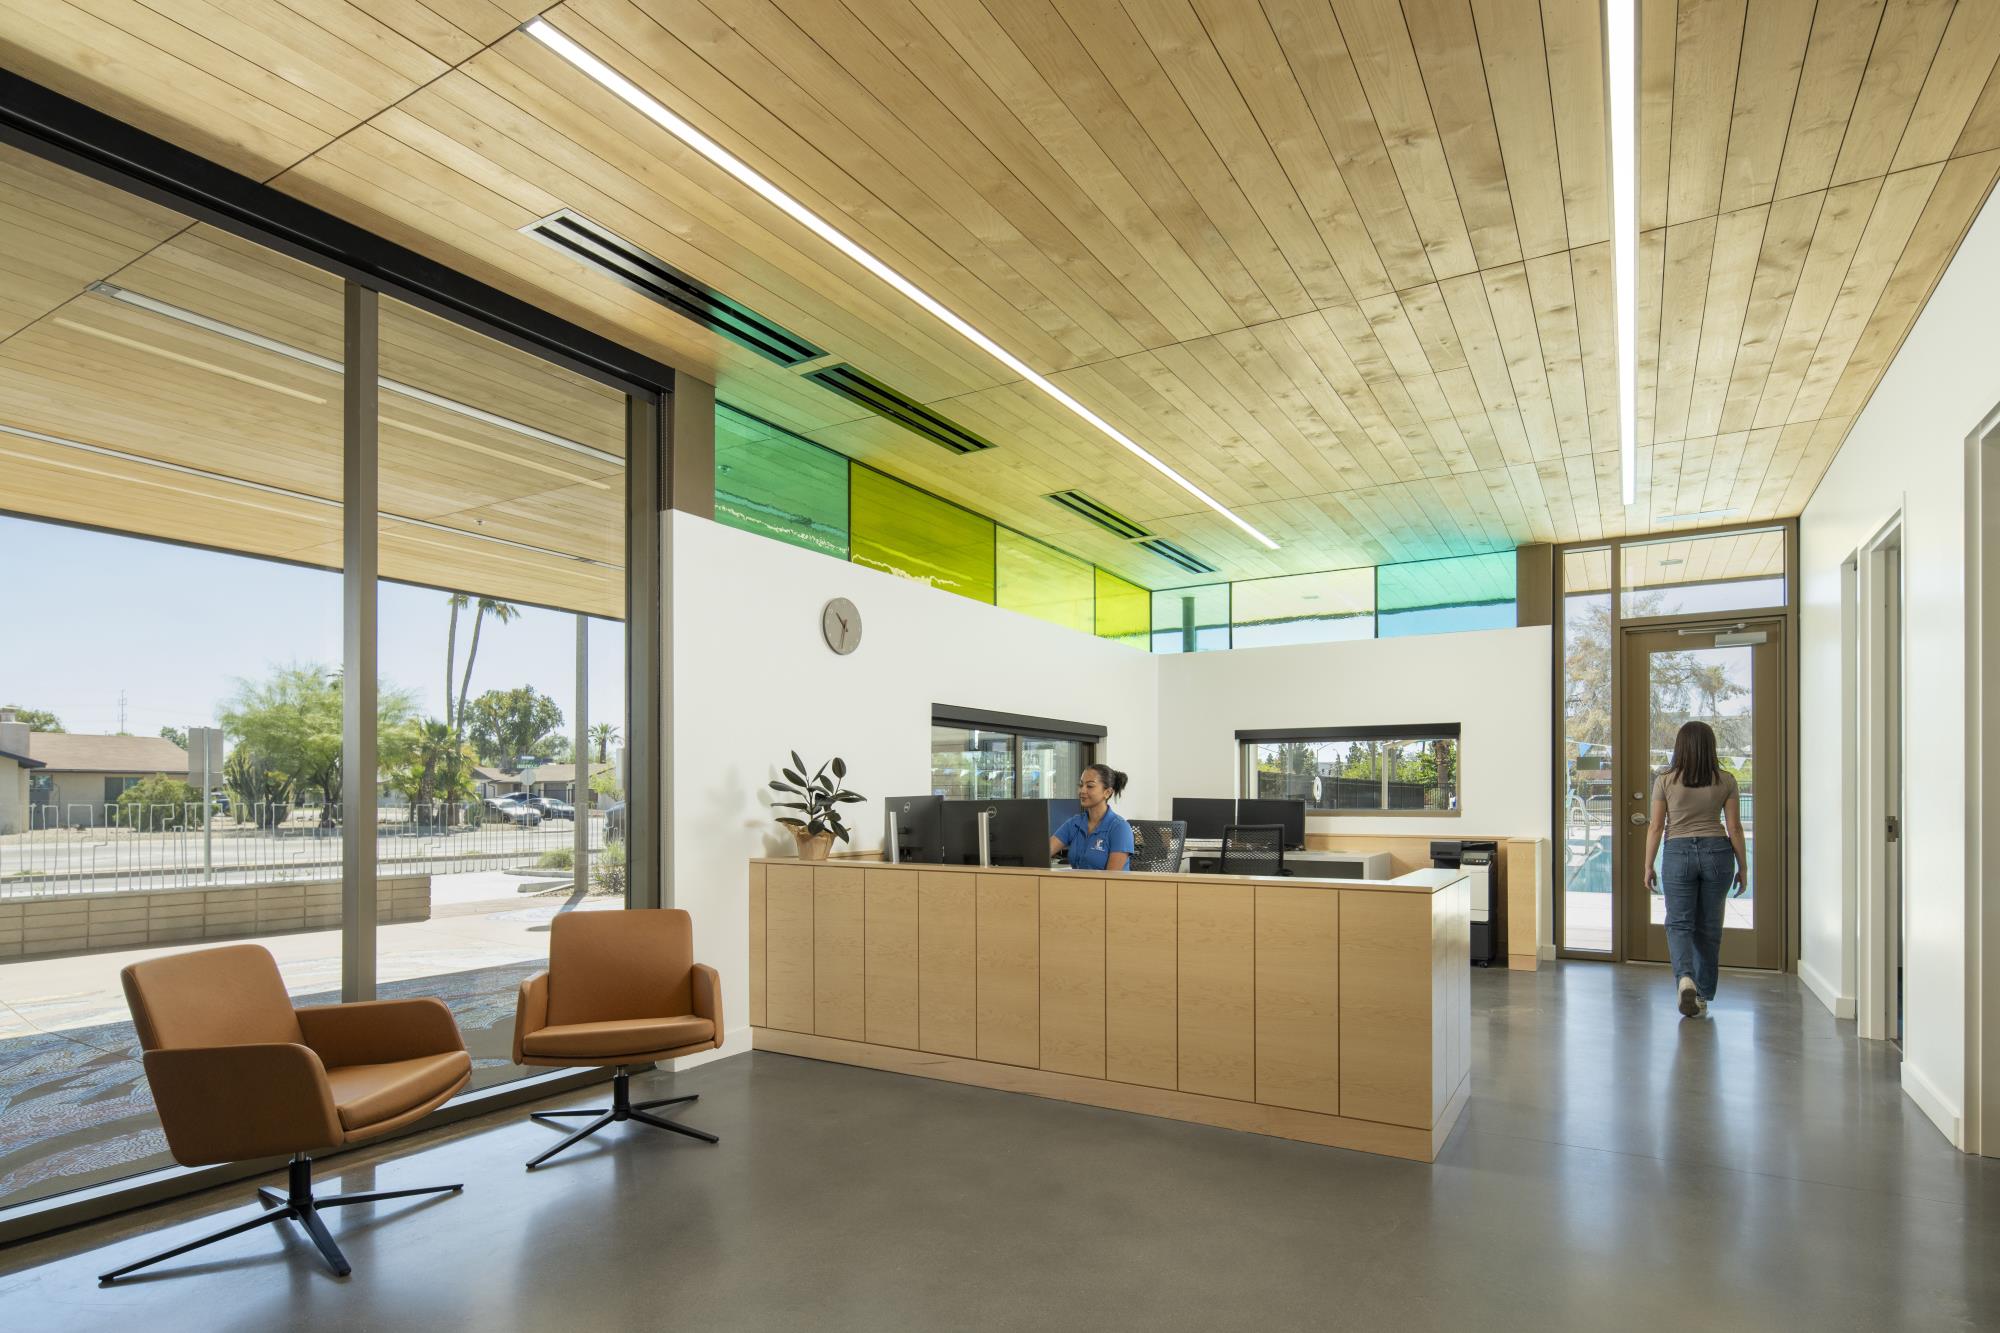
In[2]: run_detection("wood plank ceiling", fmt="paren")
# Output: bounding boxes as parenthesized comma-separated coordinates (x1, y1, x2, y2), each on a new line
(3, 0, 1999, 592)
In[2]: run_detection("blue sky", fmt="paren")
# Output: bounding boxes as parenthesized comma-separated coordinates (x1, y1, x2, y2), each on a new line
(1, 516, 625, 742)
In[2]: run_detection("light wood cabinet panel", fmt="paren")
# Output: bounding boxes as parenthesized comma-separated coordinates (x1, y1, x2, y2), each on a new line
(748, 862, 767, 1028)
(1505, 838, 1541, 968)
(1255, 886, 1340, 1115)
(1431, 878, 1473, 1122)
(1341, 890, 1434, 1127)
(1177, 880, 1254, 1100)
(812, 866, 865, 1041)
(1038, 876, 1105, 1078)
(1106, 880, 1177, 1089)
(864, 869, 920, 1049)
(977, 874, 1039, 1068)
(918, 871, 976, 1056)
(765, 863, 815, 1034)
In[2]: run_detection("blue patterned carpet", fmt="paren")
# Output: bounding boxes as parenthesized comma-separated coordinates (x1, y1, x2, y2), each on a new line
(0, 962, 544, 1210)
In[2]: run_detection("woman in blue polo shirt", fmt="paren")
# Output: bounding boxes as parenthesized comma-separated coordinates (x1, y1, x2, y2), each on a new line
(1049, 764, 1133, 871)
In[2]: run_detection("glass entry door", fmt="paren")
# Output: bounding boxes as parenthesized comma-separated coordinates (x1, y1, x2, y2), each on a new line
(1619, 620, 1785, 968)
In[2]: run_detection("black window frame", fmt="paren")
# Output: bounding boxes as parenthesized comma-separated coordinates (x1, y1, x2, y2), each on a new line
(931, 706, 1103, 800)
(1236, 723, 1462, 817)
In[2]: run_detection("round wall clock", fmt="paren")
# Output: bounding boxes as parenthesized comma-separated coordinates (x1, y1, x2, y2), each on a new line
(822, 597, 862, 655)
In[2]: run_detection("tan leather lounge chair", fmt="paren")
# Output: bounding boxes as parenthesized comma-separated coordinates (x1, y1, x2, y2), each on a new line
(512, 908, 721, 1168)
(100, 944, 471, 1283)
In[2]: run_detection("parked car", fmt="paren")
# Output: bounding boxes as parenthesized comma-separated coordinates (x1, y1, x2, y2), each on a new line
(605, 801, 625, 842)
(484, 793, 542, 826)
(528, 796, 574, 821)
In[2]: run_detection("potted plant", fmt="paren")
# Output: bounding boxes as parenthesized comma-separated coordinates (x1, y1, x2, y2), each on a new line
(769, 752, 863, 861)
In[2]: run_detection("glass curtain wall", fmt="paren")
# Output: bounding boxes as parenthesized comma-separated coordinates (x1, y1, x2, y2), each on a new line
(997, 530, 1093, 633)
(1150, 584, 1229, 653)
(1094, 568, 1151, 648)
(374, 296, 628, 1094)
(0, 145, 652, 1218)
(714, 403, 848, 557)
(1621, 527, 1787, 617)
(0, 157, 348, 1207)
(1230, 568, 1375, 647)
(850, 467, 995, 603)
(1560, 548, 1614, 952)
(1377, 552, 1516, 637)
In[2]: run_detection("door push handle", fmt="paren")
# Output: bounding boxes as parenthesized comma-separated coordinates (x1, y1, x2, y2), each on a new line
(1629, 813, 1648, 825)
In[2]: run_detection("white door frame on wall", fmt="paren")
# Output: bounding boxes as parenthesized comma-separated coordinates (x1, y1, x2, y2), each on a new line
(1964, 403, 2000, 1158)
(1853, 513, 1904, 1047)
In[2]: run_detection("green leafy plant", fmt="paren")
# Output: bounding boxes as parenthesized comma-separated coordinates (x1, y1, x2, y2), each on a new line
(592, 840, 627, 894)
(536, 847, 574, 871)
(115, 774, 201, 830)
(768, 751, 863, 844)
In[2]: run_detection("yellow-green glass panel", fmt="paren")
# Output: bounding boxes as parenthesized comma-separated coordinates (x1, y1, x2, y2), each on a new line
(997, 530, 1093, 632)
(1094, 568, 1150, 649)
(849, 467, 995, 602)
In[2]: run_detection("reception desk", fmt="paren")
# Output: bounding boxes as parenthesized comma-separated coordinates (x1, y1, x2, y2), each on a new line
(747, 858, 1471, 1162)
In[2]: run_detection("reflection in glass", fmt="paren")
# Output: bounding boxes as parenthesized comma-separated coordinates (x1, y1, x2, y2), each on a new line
(1561, 549, 1613, 952)
(1230, 567, 1374, 647)
(930, 726, 1016, 800)
(1621, 527, 1785, 618)
(1019, 737, 1087, 799)
(1094, 568, 1150, 648)
(1150, 584, 1229, 653)
(997, 530, 1093, 633)
(850, 468, 996, 603)
(714, 403, 849, 558)
(1245, 738, 1456, 811)
(1376, 552, 1516, 637)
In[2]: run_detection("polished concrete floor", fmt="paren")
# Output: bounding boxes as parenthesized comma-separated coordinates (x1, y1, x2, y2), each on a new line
(1, 962, 1994, 1332)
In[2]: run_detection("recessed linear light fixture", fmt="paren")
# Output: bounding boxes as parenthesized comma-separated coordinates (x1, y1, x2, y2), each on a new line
(522, 17, 1279, 552)
(1607, 1, 1638, 509)
(88, 283, 622, 467)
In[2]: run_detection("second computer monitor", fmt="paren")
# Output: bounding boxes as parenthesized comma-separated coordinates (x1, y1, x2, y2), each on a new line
(1171, 797, 1238, 841)
(883, 795, 944, 863)
(1237, 798, 1307, 850)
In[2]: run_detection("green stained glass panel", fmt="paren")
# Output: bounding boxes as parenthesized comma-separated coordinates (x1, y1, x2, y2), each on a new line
(849, 466, 995, 602)
(1094, 568, 1150, 649)
(997, 530, 1093, 632)
(714, 404, 849, 559)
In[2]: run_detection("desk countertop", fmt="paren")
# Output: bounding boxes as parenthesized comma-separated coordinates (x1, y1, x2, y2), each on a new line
(750, 856, 1464, 894)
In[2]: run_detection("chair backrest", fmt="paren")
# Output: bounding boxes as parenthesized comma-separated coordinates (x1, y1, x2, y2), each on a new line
(1219, 824, 1286, 877)
(121, 944, 303, 1051)
(547, 908, 695, 1026)
(1128, 819, 1187, 873)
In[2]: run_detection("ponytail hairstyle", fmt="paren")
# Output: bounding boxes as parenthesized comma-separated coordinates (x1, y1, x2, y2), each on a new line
(1668, 720, 1721, 789)
(1082, 763, 1128, 801)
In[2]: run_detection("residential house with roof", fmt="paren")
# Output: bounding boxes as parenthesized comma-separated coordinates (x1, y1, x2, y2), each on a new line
(0, 710, 188, 830)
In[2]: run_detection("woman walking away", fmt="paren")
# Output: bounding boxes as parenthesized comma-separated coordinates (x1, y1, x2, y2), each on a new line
(1643, 720, 1748, 1018)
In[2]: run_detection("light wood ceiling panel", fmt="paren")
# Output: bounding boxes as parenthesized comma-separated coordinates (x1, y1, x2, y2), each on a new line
(6, 0, 2000, 593)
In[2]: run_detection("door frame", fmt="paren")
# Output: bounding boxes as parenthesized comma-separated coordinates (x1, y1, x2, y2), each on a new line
(1550, 520, 1802, 964)
(1965, 405, 2000, 1156)
(1616, 614, 1789, 969)
(1855, 515, 1904, 1043)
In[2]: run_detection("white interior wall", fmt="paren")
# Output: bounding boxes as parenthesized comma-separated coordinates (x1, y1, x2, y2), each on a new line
(1155, 627, 1553, 842)
(667, 513, 1160, 1058)
(1797, 178, 2000, 1147)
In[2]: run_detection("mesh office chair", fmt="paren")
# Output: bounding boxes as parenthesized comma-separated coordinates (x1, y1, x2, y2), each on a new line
(1128, 819, 1187, 873)
(1219, 824, 1286, 877)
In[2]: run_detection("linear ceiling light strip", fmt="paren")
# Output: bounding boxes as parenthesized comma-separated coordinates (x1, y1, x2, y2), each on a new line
(88, 283, 623, 467)
(1607, 2, 1638, 509)
(0, 422, 617, 569)
(522, 18, 1278, 552)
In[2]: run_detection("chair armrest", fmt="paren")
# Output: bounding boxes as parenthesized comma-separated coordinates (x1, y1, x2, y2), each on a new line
(142, 1044, 341, 1165)
(296, 998, 465, 1069)
(692, 963, 723, 1047)
(512, 970, 550, 1065)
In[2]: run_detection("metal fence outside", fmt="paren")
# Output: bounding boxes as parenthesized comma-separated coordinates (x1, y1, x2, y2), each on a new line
(1, 802, 611, 899)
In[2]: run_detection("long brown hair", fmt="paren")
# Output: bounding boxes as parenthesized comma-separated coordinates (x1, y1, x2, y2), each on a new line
(1668, 720, 1722, 789)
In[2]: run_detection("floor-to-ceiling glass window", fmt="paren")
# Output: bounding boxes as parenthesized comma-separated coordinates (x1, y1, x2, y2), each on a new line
(0, 149, 347, 1206)
(374, 296, 627, 1093)
(1560, 548, 1614, 953)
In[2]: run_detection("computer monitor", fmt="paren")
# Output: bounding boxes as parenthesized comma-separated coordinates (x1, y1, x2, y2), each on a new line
(1045, 797, 1082, 835)
(883, 795, 943, 864)
(941, 799, 1058, 868)
(1171, 797, 1237, 841)
(1237, 798, 1307, 850)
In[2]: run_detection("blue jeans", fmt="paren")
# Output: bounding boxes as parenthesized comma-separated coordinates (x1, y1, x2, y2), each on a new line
(1662, 837, 1736, 1000)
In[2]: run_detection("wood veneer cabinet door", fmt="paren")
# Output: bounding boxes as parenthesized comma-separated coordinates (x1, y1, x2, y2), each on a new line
(1106, 881, 1177, 1089)
(1255, 886, 1340, 1114)
(977, 875, 1039, 1067)
(749, 863, 768, 1028)
(1039, 876, 1105, 1078)
(813, 867, 865, 1041)
(1340, 891, 1433, 1127)
(1178, 880, 1254, 1100)
(864, 869, 920, 1049)
(918, 872, 976, 1056)
(765, 864, 815, 1034)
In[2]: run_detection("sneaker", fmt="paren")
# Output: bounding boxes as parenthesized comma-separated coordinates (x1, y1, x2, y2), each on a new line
(1695, 996, 1710, 1018)
(1677, 976, 1700, 1017)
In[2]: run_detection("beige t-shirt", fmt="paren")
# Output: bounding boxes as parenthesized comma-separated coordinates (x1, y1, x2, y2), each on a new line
(1653, 770, 1738, 840)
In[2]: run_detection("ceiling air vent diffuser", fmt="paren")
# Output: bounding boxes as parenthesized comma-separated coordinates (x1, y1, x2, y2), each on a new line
(523, 209, 824, 367)
(1044, 490, 1152, 541)
(803, 365, 995, 455)
(1137, 538, 1217, 576)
